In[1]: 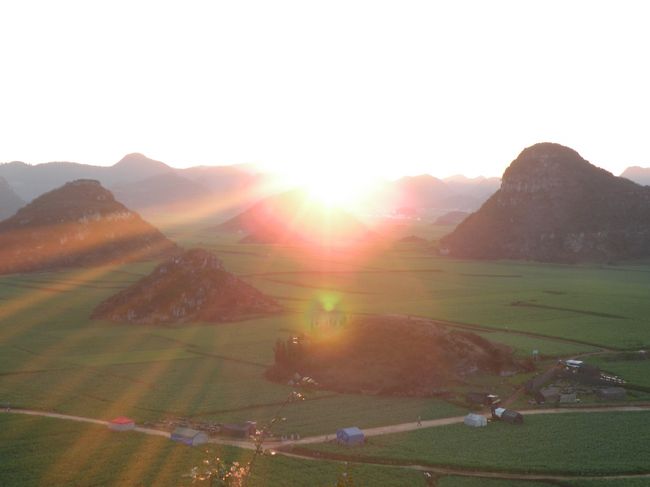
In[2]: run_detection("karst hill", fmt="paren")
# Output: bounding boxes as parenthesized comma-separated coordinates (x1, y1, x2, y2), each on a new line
(268, 315, 520, 396)
(92, 248, 282, 324)
(441, 142, 650, 262)
(0, 179, 177, 274)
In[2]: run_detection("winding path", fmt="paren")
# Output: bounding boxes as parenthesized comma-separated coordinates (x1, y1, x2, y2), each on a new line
(4, 405, 650, 483)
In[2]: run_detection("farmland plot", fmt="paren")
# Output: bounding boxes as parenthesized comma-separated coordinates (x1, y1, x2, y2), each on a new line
(0, 414, 426, 487)
(303, 411, 650, 475)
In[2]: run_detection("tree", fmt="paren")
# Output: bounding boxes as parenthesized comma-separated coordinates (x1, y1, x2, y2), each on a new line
(187, 391, 306, 486)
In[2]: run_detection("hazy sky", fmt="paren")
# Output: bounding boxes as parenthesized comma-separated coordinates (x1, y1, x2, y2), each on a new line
(1, 1, 649, 179)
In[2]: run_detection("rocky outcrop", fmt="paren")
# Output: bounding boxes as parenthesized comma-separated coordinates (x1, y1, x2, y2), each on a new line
(0, 179, 177, 274)
(92, 248, 282, 324)
(441, 143, 650, 262)
(267, 315, 520, 396)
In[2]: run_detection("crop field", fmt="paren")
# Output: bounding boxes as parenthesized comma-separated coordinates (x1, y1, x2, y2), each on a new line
(586, 355, 650, 389)
(0, 414, 429, 487)
(163, 224, 650, 350)
(444, 480, 650, 487)
(236, 251, 650, 350)
(0, 256, 464, 434)
(471, 331, 601, 358)
(302, 411, 650, 476)
(1, 222, 650, 485)
(6, 414, 642, 487)
(568, 480, 650, 487)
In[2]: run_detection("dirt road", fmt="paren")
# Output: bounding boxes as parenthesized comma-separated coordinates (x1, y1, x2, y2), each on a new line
(4, 404, 650, 484)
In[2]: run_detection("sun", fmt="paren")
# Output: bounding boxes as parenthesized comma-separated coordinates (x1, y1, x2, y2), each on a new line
(303, 174, 360, 207)
(279, 168, 380, 210)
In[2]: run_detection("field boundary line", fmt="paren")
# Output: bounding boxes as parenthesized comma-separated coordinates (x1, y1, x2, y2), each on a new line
(382, 313, 621, 351)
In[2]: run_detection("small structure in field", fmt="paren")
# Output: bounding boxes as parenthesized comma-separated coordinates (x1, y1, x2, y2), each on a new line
(492, 407, 524, 425)
(559, 360, 602, 383)
(465, 392, 500, 407)
(171, 427, 208, 446)
(464, 413, 488, 428)
(559, 392, 578, 404)
(536, 387, 560, 404)
(219, 421, 257, 439)
(108, 416, 135, 431)
(336, 427, 365, 446)
(596, 387, 627, 401)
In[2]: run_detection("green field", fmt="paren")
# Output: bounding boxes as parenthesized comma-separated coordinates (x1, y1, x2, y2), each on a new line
(1, 224, 650, 485)
(6, 414, 643, 487)
(0, 414, 430, 487)
(587, 354, 650, 389)
(444, 480, 650, 487)
(302, 411, 650, 476)
(0, 259, 464, 434)
(0, 414, 647, 487)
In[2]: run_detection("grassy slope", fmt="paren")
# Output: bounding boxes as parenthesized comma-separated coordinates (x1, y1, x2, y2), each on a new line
(302, 411, 650, 475)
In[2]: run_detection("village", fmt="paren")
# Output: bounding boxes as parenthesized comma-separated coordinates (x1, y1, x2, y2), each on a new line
(100, 352, 640, 452)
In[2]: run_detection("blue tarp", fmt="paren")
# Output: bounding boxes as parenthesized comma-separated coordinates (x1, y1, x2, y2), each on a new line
(336, 427, 364, 445)
(170, 427, 208, 446)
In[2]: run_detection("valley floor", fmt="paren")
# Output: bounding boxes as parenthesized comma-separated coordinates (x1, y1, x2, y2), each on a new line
(2, 225, 650, 485)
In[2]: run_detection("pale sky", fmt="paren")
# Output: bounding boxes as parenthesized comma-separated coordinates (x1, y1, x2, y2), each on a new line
(1, 0, 649, 179)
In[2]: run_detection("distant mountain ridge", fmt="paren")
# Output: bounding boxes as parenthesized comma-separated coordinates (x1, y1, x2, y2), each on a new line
(443, 174, 501, 201)
(220, 190, 371, 246)
(385, 173, 500, 216)
(0, 154, 276, 224)
(111, 172, 214, 214)
(0, 153, 262, 214)
(0, 153, 502, 222)
(620, 166, 650, 186)
(0, 177, 25, 220)
(442, 142, 650, 263)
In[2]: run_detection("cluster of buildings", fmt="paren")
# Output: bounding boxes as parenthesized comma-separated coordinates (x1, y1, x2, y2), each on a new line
(107, 416, 257, 447)
(527, 359, 627, 405)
